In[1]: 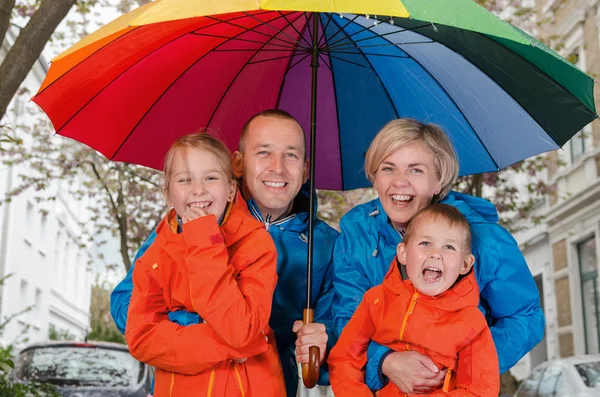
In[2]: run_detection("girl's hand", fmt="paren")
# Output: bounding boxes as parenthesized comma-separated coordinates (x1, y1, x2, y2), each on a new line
(181, 205, 209, 223)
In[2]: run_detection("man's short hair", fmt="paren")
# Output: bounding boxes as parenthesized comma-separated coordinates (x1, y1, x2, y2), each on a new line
(239, 109, 307, 158)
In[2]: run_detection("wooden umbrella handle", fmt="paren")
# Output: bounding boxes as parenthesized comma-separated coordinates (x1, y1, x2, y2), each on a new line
(301, 308, 320, 388)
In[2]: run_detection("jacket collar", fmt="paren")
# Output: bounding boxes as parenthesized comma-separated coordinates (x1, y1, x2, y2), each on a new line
(383, 259, 480, 311)
(247, 199, 297, 231)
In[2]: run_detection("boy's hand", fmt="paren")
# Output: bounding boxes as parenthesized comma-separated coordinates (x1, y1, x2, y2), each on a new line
(382, 351, 446, 393)
(293, 320, 328, 364)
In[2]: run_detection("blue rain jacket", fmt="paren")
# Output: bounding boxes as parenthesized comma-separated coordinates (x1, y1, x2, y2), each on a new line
(332, 191, 545, 390)
(110, 189, 338, 397)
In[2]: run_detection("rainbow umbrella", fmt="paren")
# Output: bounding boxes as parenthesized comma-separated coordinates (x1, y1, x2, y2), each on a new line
(32, 0, 597, 387)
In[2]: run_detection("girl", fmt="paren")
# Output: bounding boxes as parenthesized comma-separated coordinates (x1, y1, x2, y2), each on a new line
(125, 133, 285, 396)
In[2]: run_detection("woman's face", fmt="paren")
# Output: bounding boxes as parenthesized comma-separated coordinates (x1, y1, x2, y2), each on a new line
(372, 141, 441, 231)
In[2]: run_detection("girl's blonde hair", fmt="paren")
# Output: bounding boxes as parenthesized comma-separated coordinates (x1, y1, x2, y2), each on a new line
(364, 119, 459, 200)
(163, 132, 235, 196)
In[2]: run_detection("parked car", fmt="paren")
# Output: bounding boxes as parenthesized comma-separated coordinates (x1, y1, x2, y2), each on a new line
(12, 340, 153, 397)
(514, 354, 600, 397)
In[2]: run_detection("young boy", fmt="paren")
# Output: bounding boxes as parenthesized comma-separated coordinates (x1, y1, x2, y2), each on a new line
(328, 204, 499, 396)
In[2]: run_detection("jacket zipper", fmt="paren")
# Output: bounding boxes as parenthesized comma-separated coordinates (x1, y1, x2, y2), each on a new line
(399, 292, 419, 349)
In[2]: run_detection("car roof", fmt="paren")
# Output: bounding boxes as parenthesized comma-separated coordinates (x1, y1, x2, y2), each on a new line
(17, 340, 129, 354)
(533, 354, 600, 371)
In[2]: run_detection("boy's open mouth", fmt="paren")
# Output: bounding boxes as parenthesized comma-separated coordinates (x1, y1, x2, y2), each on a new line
(422, 267, 443, 283)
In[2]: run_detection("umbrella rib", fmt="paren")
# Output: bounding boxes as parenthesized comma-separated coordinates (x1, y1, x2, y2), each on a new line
(275, 19, 310, 109)
(191, 32, 298, 50)
(329, 17, 400, 119)
(330, 40, 435, 52)
(205, 13, 306, 130)
(241, 11, 309, 50)
(248, 54, 300, 65)
(277, 11, 312, 48)
(212, 48, 303, 52)
(326, 23, 431, 51)
(327, 54, 371, 70)
(318, 34, 346, 190)
(108, 12, 301, 160)
(317, 13, 334, 48)
(283, 52, 311, 72)
(320, 14, 361, 49)
(318, 52, 332, 72)
(206, 14, 300, 49)
(329, 51, 410, 59)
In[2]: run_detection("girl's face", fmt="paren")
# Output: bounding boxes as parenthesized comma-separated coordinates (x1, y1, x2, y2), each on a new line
(167, 147, 235, 221)
(372, 141, 441, 231)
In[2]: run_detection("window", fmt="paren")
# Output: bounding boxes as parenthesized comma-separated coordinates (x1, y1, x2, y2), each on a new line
(20, 279, 29, 311)
(579, 236, 599, 354)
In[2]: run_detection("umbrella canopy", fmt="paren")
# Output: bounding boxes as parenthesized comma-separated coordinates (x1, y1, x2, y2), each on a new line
(33, 0, 596, 191)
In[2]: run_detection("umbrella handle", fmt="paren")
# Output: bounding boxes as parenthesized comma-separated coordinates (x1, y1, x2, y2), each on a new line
(301, 308, 320, 388)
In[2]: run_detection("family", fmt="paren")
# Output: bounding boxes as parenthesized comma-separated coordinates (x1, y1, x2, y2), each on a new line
(109, 110, 544, 396)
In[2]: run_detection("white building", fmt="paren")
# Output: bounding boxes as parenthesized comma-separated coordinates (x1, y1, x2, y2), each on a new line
(511, 0, 600, 380)
(0, 27, 96, 346)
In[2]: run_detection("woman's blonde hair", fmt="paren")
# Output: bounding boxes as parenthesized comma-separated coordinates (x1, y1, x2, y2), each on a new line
(364, 119, 459, 200)
(163, 132, 235, 196)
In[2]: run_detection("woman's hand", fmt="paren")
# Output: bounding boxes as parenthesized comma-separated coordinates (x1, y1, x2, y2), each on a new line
(293, 321, 328, 364)
(382, 351, 446, 394)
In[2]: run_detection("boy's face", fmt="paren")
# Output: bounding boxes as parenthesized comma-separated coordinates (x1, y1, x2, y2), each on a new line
(397, 217, 475, 296)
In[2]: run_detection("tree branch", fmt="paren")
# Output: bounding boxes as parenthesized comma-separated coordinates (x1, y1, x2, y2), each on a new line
(0, 0, 16, 50)
(0, 0, 77, 121)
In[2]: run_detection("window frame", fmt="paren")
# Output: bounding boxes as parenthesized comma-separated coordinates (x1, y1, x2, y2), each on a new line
(578, 235, 600, 354)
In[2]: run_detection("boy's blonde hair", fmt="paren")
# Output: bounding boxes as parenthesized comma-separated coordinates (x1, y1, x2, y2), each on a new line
(403, 204, 472, 252)
(364, 119, 459, 200)
(163, 132, 235, 196)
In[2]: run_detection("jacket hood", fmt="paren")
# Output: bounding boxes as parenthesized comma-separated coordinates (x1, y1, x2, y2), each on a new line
(382, 260, 480, 312)
(156, 191, 264, 246)
(441, 191, 499, 224)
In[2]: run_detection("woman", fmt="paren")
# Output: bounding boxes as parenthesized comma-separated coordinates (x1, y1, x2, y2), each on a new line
(331, 119, 544, 394)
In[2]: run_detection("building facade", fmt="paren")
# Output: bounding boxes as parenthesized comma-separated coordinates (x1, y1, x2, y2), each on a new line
(0, 28, 95, 346)
(512, 0, 600, 379)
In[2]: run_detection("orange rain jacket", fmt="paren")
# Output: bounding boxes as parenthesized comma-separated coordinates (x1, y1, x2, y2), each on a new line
(125, 194, 285, 397)
(329, 261, 499, 397)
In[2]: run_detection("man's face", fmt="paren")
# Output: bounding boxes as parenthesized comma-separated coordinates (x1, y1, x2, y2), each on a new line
(234, 115, 308, 219)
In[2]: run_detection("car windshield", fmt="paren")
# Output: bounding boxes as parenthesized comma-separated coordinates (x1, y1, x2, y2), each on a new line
(14, 345, 144, 387)
(575, 360, 600, 388)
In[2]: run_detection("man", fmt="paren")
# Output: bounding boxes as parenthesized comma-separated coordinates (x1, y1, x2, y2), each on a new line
(110, 109, 338, 396)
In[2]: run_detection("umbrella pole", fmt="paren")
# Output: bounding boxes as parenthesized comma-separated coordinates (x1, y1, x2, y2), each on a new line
(302, 11, 321, 389)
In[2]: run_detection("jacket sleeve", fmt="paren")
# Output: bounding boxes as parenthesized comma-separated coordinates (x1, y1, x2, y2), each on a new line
(476, 225, 545, 373)
(426, 325, 500, 396)
(110, 228, 157, 334)
(184, 215, 278, 349)
(328, 296, 377, 397)
(332, 218, 390, 390)
(125, 251, 270, 375)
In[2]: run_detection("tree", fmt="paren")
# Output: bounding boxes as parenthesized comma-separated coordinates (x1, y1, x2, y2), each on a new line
(87, 278, 124, 343)
(0, 0, 77, 122)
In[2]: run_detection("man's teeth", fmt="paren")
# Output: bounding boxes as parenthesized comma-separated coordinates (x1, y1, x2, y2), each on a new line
(264, 182, 286, 188)
(391, 194, 413, 202)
